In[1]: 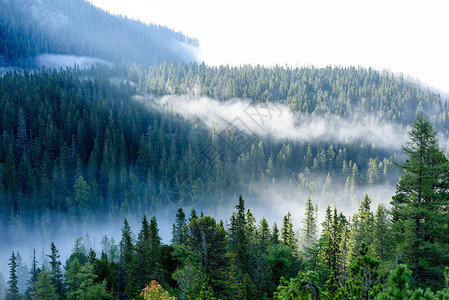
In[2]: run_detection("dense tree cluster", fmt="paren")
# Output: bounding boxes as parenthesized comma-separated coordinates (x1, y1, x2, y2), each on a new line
(2, 64, 449, 247)
(1, 63, 449, 298)
(0, 0, 198, 68)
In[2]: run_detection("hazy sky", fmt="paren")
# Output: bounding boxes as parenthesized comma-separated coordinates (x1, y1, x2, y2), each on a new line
(89, 0, 448, 95)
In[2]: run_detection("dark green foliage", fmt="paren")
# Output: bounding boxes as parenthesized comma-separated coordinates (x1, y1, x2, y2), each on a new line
(127, 215, 164, 297)
(6, 252, 19, 300)
(391, 114, 449, 287)
(185, 216, 227, 294)
(47, 242, 64, 299)
(172, 207, 187, 244)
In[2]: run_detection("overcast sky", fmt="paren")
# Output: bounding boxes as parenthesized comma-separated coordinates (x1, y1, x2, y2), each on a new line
(89, 0, 448, 95)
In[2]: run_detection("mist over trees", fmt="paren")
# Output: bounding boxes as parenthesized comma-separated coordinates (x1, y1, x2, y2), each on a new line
(0, 0, 198, 68)
(0, 44, 448, 298)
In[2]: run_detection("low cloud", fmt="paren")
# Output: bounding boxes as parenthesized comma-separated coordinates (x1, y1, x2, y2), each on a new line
(142, 95, 409, 151)
(35, 54, 114, 69)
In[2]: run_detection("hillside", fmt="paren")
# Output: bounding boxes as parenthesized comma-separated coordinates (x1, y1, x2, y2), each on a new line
(1, 64, 447, 230)
(0, 0, 198, 68)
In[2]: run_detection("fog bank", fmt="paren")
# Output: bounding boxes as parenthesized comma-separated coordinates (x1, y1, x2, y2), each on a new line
(144, 95, 409, 151)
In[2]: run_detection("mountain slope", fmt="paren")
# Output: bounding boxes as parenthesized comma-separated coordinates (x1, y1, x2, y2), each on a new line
(0, 0, 198, 67)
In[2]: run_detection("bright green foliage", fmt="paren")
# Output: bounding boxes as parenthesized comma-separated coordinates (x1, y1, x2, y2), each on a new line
(375, 264, 412, 299)
(352, 194, 375, 254)
(336, 242, 381, 300)
(325, 272, 339, 300)
(321, 208, 343, 282)
(172, 258, 210, 299)
(391, 115, 449, 287)
(194, 283, 216, 300)
(273, 271, 321, 300)
(29, 268, 58, 300)
(84, 280, 111, 300)
(372, 204, 394, 279)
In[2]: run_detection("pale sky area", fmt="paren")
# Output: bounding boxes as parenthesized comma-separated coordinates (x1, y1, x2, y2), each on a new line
(89, 0, 448, 96)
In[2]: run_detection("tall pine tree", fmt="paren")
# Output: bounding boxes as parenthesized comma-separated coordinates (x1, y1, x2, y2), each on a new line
(391, 114, 449, 287)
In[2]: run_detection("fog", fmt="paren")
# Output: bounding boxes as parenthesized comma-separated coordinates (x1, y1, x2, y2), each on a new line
(0, 94, 405, 295)
(35, 54, 114, 70)
(0, 174, 396, 293)
(145, 95, 409, 151)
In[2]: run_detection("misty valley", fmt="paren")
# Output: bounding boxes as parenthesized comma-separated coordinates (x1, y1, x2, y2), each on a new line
(1, 0, 449, 299)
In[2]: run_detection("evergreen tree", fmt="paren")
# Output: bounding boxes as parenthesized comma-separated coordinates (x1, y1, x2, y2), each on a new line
(6, 252, 19, 300)
(128, 215, 163, 296)
(29, 268, 58, 300)
(172, 207, 187, 244)
(301, 196, 317, 253)
(352, 194, 375, 255)
(271, 222, 280, 245)
(376, 264, 412, 299)
(336, 242, 381, 300)
(47, 243, 64, 299)
(28, 249, 39, 293)
(229, 195, 249, 275)
(281, 211, 296, 253)
(391, 114, 449, 286)
(118, 218, 133, 299)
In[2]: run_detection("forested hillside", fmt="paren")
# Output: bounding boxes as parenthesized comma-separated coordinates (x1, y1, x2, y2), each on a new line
(0, 0, 198, 68)
(1, 64, 447, 231)
(1, 63, 449, 298)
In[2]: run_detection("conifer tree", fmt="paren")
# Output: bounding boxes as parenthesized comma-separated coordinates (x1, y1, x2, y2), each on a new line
(7, 252, 19, 300)
(271, 222, 280, 245)
(28, 249, 39, 293)
(336, 242, 381, 300)
(47, 243, 64, 299)
(171, 207, 186, 244)
(229, 195, 249, 275)
(281, 211, 296, 253)
(391, 114, 449, 286)
(29, 268, 58, 300)
(301, 196, 317, 252)
(352, 194, 374, 255)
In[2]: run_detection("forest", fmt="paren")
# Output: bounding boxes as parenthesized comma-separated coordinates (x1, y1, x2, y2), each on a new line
(0, 62, 449, 299)
(0, 0, 198, 68)
(2, 114, 449, 299)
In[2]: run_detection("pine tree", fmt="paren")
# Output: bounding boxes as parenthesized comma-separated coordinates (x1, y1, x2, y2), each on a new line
(229, 195, 249, 274)
(391, 114, 449, 286)
(29, 268, 58, 300)
(376, 264, 412, 299)
(336, 242, 381, 300)
(301, 196, 317, 252)
(28, 249, 39, 294)
(118, 218, 133, 299)
(281, 211, 296, 252)
(7, 252, 19, 300)
(47, 242, 64, 299)
(352, 194, 374, 255)
(171, 207, 186, 244)
(271, 222, 280, 245)
(128, 215, 163, 296)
